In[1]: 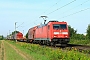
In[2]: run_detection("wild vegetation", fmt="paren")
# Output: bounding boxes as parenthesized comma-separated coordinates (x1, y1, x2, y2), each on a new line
(0, 41, 1, 48)
(0, 40, 34, 60)
(0, 35, 4, 40)
(68, 24, 90, 40)
(6, 40, 90, 60)
(2, 40, 27, 60)
(70, 39, 90, 45)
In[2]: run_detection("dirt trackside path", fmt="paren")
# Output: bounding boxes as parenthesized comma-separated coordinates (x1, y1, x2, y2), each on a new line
(3, 40, 34, 60)
(0, 40, 5, 60)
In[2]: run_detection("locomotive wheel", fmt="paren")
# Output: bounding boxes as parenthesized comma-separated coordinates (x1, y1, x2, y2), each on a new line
(46, 43, 49, 46)
(50, 42, 53, 46)
(50, 42, 55, 47)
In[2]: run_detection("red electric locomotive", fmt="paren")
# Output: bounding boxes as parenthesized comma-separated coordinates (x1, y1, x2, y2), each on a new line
(28, 21, 70, 46)
(16, 32, 23, 41)
(16, 32, 26, 41)
(9, 32, 24, 41)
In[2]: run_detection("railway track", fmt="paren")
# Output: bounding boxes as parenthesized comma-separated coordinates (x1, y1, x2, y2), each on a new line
(22, 41, 90, 52)
(67, 44, 90, 50)
(41, 43, 90, 54)
(62, 44, 90, 54)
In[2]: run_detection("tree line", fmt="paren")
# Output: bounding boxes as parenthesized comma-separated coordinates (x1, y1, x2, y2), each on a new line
(0, 35, 4, 40)
(68, 24, 90, 40)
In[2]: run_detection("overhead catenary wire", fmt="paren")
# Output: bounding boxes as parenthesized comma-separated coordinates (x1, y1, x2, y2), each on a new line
(59, 8, 90, 19)
(24, 0, 61, 28)
(61, 0, 90, 14)
(43, 0, 61, 14)
(16, 22, 24, 28)
(47, 0, 76, 15)
(22, 0, 89, 30)
(23, 0, 76, 28)
(23, 18, 40, 28)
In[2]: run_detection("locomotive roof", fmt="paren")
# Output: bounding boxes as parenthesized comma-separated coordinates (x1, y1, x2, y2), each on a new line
(29, 20, 67, 29)
(49, 20, 59, 22)
(37, 21, 67, 28)
(47, 20, 66, 24)
(37, 24, 47, 28)
(48, 20, 66, 23)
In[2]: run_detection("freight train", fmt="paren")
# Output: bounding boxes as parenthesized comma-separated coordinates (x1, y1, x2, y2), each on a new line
(7, 32, 26, 41)
(27, 21, 70, 46)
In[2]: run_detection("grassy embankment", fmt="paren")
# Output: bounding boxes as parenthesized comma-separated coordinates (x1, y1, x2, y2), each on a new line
(0, 41, 1, 48)
(70, 39, 90, 45)
(3, 40, 26, 60)
(6, 40, 90, 60)
(69, 39, 90, 54)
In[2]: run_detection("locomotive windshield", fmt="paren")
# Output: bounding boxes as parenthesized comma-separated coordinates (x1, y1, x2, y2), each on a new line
(53, 24, 67, 29)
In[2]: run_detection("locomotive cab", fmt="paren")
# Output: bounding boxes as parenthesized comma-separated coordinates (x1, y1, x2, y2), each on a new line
(47, 21, 70, 45)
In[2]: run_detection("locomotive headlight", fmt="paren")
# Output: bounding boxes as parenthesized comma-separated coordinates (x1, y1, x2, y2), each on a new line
(65, 36, 67, 37)
(54, 32, 59, 34)
(54, 36, 57, 37)
(62, 32, 68, 34)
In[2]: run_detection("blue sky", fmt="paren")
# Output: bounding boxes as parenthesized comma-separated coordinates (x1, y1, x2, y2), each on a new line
(0, 0, 90, 36)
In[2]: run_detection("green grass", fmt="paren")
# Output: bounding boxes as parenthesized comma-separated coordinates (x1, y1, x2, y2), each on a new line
(0, 40, 1, 48)
(70, 39, 90, 45)
(7, 41, 49, 60)
(4, 40, 26, 60)
(6, 40, 90, 60)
